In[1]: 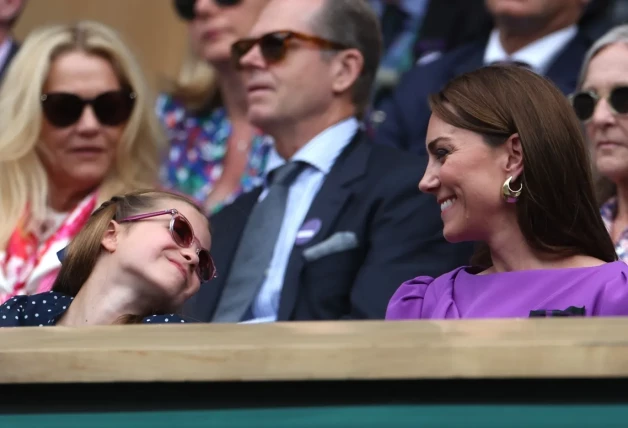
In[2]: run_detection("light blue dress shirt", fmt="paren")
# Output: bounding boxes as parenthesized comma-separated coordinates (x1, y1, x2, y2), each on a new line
(243, 118, 359, 323)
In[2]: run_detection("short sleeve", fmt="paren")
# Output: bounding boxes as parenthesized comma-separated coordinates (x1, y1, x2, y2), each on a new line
(142, 314, 193, 324)
(594, 269, 628, 316)
(0, 291, 72, 327)
(0, 295, 30, 327)
(385, 276, 435, 320)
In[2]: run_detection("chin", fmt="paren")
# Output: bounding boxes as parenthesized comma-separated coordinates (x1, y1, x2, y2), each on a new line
(442, 223, 474, 244)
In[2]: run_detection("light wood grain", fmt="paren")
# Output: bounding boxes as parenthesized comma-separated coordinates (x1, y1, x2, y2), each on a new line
(2, 318, 628, 384)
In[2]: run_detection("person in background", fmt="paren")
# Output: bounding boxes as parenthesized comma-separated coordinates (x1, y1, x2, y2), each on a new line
(386, 65, 628, 320)
(368, 0, 429, 107)
(158, 0, 273, 215)
(0, 190, 215, 327)
(372, 0, 608, 155)
(0, 0, 24, 83)
(571, 25, 628, 262)
(0, 21, 164, 303)
(184, 0, 474, 323)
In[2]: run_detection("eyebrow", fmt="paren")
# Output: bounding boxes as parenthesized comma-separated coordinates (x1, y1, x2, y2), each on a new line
(426, 136, 451, 154)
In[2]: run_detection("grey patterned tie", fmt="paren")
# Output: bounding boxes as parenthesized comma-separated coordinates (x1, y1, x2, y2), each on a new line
(212, 161, 306, 322)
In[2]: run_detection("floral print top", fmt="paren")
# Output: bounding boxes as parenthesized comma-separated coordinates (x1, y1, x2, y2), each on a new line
(601, 197, 628, 262)
(156, 94, 273, 215)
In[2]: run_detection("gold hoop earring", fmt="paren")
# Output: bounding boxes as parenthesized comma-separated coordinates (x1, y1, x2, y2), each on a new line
(502, 176, 522, 203)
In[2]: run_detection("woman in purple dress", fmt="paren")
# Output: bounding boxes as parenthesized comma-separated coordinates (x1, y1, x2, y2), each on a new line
(386, 65, 628, 320)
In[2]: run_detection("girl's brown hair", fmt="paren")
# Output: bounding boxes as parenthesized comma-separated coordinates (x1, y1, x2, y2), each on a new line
(52, 189, 205, 323)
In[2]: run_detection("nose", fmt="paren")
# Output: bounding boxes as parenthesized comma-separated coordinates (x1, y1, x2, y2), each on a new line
(194, 0, 218, 17)
(418, 161, 439, 194)
(180, 246, 200, 269)
(75, 106, 100, 134)
(239, 43, 266, 70)
(590, 96, 616, 128)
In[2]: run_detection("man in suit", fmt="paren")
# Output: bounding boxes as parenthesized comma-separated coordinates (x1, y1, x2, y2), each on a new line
(184, 0, 474, 323)
(0, 0, 24, 83)
(371, 0, 611, 155)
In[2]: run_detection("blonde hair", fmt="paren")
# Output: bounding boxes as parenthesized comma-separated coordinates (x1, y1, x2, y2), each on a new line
(0, 20, 165, 248)
(162, 43, 218, 111)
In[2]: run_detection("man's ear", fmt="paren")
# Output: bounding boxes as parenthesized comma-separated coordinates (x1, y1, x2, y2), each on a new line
(101, 220, 121, 253)
(503, 133, 524, 180)
(330, 48, 363, 95)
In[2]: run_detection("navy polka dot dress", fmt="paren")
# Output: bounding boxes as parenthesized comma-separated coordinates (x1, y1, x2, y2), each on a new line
(0, 291, 190, 327)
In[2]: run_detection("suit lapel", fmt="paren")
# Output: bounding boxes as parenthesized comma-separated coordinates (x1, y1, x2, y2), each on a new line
(277, 132, 370, 320)
(544, 31, 591, 95)
(188, 188, 261, 320)
(452, 40, 485, 77)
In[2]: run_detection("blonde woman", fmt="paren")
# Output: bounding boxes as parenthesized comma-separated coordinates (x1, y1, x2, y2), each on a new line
(158, 0, 273, 215)
(0, 21, 164, 302)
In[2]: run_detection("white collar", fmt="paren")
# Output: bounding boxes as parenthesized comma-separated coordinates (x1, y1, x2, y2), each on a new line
(483, 25, 577, 74)
(265, 117, 359, 178)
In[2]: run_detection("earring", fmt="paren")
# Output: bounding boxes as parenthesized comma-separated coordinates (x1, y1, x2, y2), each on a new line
(502, 176, 522, 203)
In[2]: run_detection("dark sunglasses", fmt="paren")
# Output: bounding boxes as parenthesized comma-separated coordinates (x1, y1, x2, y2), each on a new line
(41, 90, 136, 128)
(570, 86, 628, 122)
(119, 209, 216, 282)
(231, 30, 349, 69)
(174, 0, 241, 21)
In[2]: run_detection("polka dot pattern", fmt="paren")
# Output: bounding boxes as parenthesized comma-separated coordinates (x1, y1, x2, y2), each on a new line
(0, 291, 191, 326)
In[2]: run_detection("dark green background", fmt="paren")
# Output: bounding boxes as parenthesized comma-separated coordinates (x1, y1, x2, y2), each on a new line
(1, 405, 626, 428)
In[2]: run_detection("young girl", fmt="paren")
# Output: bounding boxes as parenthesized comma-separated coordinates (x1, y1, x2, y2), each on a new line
(0, 190, 215, 326)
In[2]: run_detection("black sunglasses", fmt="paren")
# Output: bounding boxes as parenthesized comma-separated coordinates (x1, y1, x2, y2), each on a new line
(231, 30, 349, 69)
(40, 90, 136, 128)
(570, 86, 628, 122)
(174, 0, 242, 21)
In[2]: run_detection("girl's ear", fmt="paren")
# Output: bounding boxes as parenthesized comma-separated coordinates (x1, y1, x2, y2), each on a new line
(101, 220, 121, 253)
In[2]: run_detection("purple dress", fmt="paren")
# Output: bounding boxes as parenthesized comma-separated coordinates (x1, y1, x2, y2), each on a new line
(386, 261, 628, 319)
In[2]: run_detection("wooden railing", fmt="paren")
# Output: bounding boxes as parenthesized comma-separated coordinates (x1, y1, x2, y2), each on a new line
(2, 317, 628, 384)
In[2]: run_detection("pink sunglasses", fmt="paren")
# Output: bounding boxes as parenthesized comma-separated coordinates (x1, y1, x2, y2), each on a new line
(119, 209, 216, 281)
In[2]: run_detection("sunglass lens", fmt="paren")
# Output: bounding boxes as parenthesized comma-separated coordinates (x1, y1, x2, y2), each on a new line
(174, 0, 196, 20)
(260, 33, 290, 63)
(172, 216, 194, 247)
(231, 39, 255, 68)
(197, 249, 215, 281)
(93, 91, 135, 126)
(610, 86, 628, 115)
(215, 0, 241, 6)
(41, 93, 84, 127)
(572, 93, 596, 121)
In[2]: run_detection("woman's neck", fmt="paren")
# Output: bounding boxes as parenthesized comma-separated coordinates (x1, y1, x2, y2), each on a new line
(48, 183, 95, 213)
(215, 64, 249, 123)
(614, 183, 628, 221)
(56, 262, 152, 326)
(482, 213, 602, 274)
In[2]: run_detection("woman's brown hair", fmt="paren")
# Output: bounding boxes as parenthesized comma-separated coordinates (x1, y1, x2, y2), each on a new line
(429, 64, 617, 267)
(51, 189, 206, 323)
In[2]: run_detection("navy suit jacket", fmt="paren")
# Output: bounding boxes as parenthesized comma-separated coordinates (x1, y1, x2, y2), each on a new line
(372, 29, 598, 156)
(184, 132, 475, 322)
(0, 40, 19, 83)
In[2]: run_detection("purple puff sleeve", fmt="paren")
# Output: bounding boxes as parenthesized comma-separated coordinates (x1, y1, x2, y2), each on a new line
(594, 268, 628, 316)
(385, 275, 435, 320)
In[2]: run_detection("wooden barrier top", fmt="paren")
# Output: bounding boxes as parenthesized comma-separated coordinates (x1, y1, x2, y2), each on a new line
(1, 318, 628, 384)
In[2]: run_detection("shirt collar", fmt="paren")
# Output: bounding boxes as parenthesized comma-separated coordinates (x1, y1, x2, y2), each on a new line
(483, 25, 577, 75)
(264, 117, 359, 180)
